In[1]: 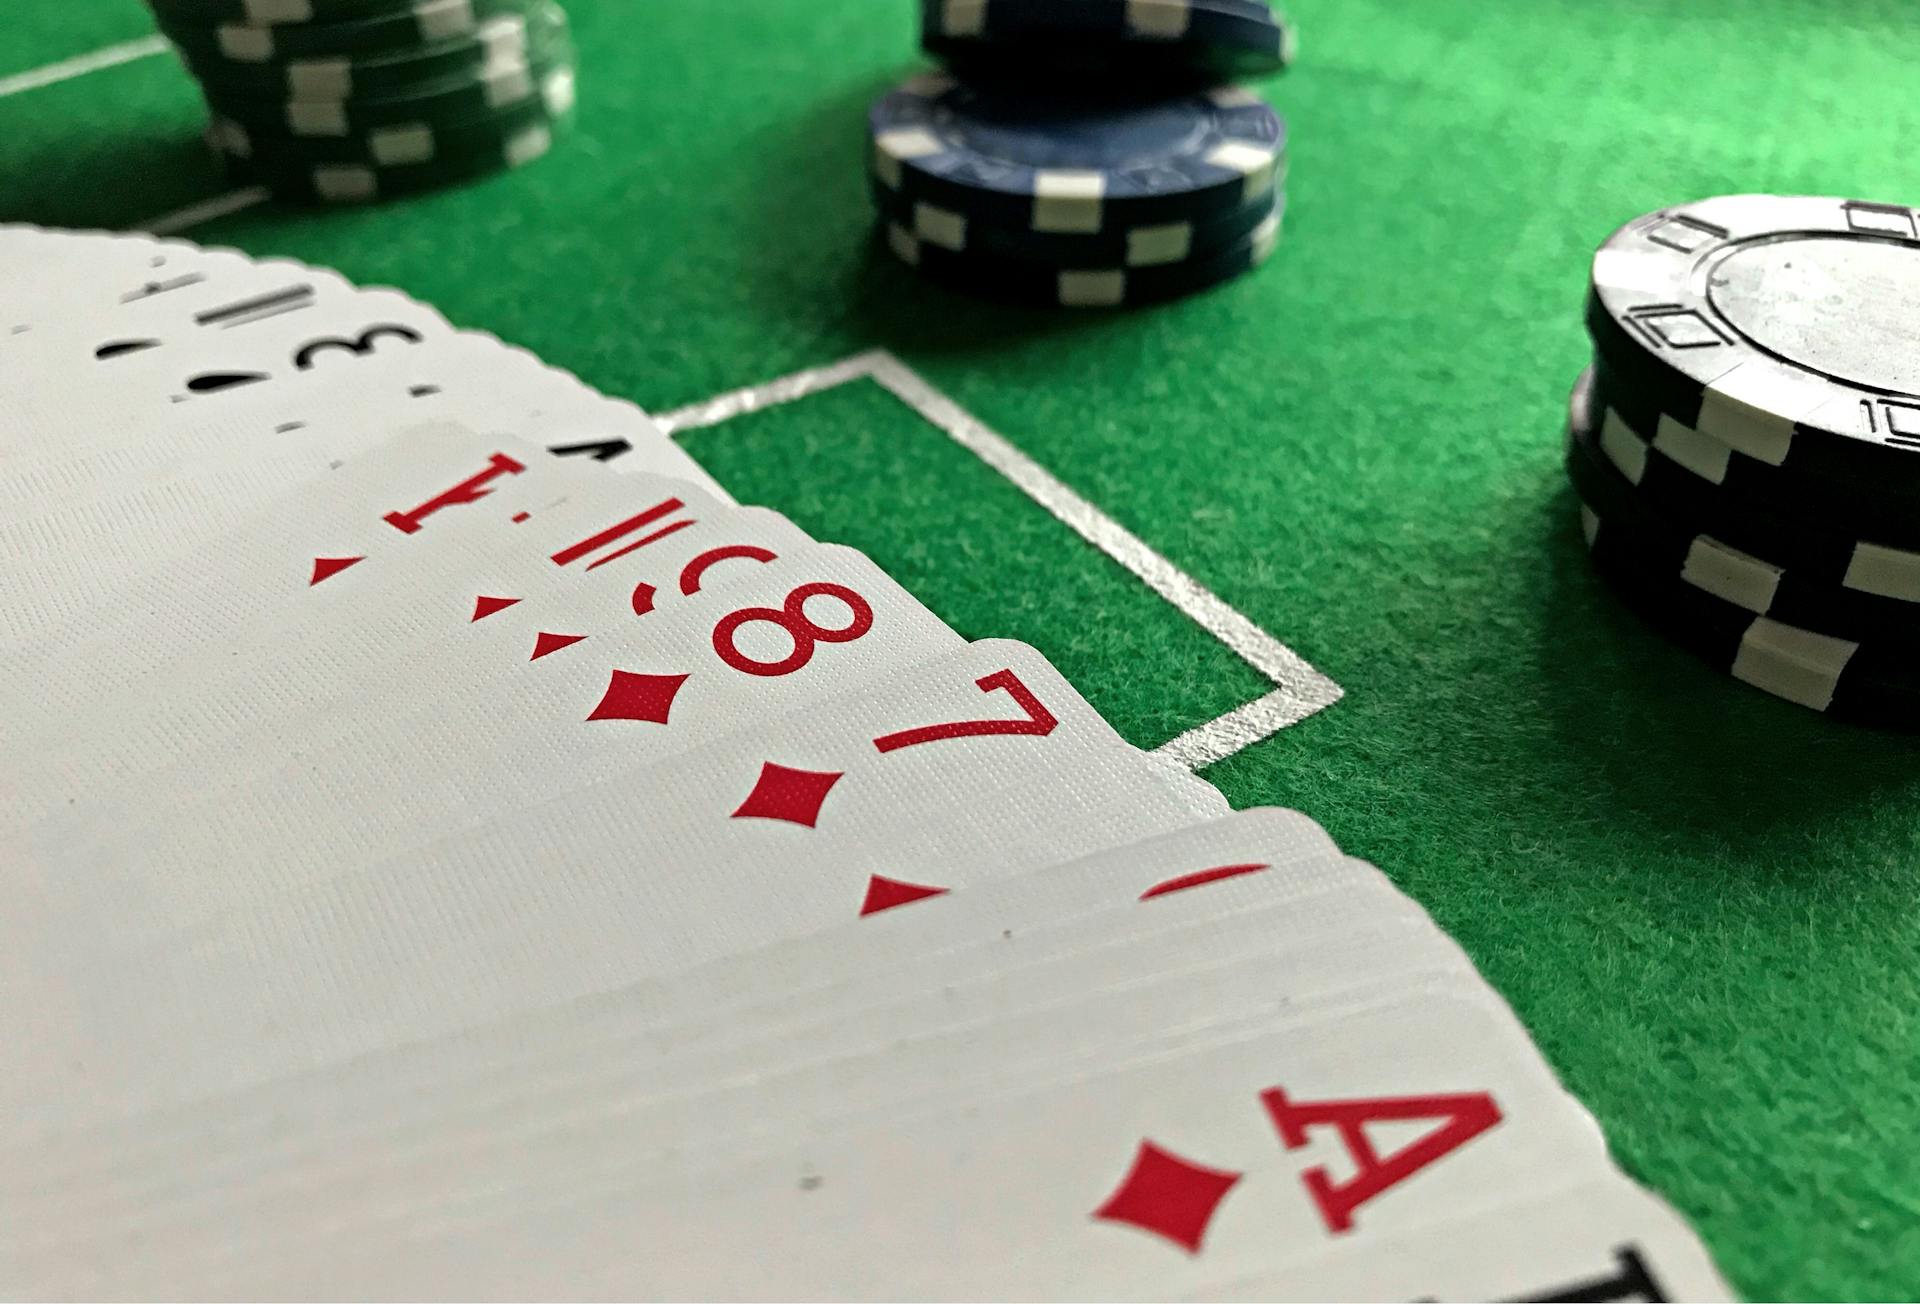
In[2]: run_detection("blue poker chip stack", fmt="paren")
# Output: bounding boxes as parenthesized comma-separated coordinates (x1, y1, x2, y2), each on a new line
(869, 0, 1293, 308)
(142, 0, 577, 204)
(920, 0, 1295, 85)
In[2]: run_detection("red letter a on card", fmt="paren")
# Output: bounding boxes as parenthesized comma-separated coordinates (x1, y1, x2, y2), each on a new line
(1259, 1087, 1501, 1233)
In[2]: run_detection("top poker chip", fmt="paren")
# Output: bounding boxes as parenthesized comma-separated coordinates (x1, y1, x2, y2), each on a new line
(921, 0, 1295, 84)
(1586, 194, 1920, 485)
(148, 0, 490, 31)
(869, 74, 1284, 235)
(153, 0, 542, 63)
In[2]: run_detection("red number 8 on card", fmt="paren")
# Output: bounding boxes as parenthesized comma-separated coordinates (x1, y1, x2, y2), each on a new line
(712, 582, 875, 678)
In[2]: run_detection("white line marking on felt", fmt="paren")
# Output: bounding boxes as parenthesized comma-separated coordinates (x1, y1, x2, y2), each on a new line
(1154, 688, 1330, 771)
(658, 352, 877, 430)
(656, 350, 1343, 767)
(138, 187, 270, 236)
(0, 34, 168, 100)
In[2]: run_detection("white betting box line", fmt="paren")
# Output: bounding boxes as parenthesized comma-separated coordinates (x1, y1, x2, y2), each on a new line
(139, 187, 271, 236)
(0, 34, 168, 100)
(0, 32, 266, 235)
(656, 349, 1343, 770)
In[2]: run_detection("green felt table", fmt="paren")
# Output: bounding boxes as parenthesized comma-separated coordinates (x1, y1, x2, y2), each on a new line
(5, 2, 1919, 1298)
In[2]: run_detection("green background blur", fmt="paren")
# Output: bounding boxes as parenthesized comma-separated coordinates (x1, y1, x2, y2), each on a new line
(6, 2, 1919, 1297)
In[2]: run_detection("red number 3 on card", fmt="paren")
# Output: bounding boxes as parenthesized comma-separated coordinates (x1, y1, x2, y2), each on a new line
(711, 582, 875, 677)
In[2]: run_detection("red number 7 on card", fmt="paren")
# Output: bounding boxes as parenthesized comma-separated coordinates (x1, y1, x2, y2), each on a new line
(871, 670, 1058, 754)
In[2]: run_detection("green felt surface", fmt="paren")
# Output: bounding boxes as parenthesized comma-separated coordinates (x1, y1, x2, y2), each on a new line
(6, 1, 1920, 1297)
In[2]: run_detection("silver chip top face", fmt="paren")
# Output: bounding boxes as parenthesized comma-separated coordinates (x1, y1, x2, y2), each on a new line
(1588, 194, 1920, 468)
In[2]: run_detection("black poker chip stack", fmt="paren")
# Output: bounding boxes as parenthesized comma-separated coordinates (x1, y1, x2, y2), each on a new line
(143, 0, 576, 204)
(1569, 193, 1920, 727)
(866, 0, 1295, 308)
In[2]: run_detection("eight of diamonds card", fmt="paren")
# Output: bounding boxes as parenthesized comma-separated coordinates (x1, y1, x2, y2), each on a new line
(0, 222, 1731, 1300)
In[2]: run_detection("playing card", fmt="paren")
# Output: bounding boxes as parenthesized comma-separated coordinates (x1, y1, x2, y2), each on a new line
(0, 331, 719, 588)
(220, 490, 815, 753)
(541, 880, 1472, 1132)
(226, 819, 1468, 1151)
(21, 539, 969, 916)
(0, 422, 605, 731)
(6, 235, 448, 373)
(6, 270, 452, 449)
(0, 422, 676, 659)
(398, 993, 1608, 1301)
(149, 874, 1491, 1220)
(0, 809, 1372, 1178)
(0, 230, 726, 536)
(7, 479, 810, 836)
(448, 809, 1378, 1089)
(258, 887, 1525, 1202)
(1, 640, 1225, 1132)
(6, 243, 339, 351)
(0, 229, 257, 338)
(0, 329, 722, 519)
(0, 988, 1614, 1298)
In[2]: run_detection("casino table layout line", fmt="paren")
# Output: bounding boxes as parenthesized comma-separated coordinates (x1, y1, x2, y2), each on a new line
(657, 348, 1345, 767)
(0, 27, 252, 237)
(0, 34, 167, 101)
(141, 185, 269, 235)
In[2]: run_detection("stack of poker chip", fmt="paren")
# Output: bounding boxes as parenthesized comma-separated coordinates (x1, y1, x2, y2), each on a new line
(144, 0, 576, 204)
(1568, 193, 1920, 727)
(867, 0, 1293, 309)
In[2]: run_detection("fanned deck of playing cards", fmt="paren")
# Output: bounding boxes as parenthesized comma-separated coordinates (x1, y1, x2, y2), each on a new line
(0, 226, 1732, 1300)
